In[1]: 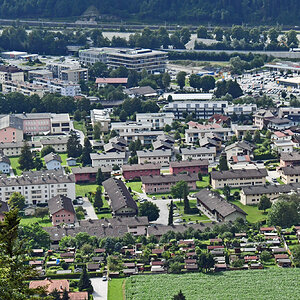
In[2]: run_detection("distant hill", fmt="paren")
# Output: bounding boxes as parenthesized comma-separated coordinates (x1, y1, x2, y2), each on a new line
(1, 0, 300, 25)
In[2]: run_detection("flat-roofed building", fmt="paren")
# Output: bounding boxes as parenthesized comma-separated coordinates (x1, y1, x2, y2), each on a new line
(61, 68, 88, 82)
(232, 124, 260, 139)
(136, 113, 174, 130)
(111, 121, 152, 134)
(211, 168, 267, 189)
(137, 149, 172, 166)
(163, 93, 213, 101)
(0, 65, 24, 83)
(28, 69, 53, 80)
(96, 77, 128, 87)
(2, 81, 48, 97)
(90, 109, 111, 132)
(120, 130, 164, 146)
(224, 104, 257, 116)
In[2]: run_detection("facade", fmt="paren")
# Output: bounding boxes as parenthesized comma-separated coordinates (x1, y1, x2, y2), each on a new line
(0, 141, 23, 156)
(163, 93, 213, 101)
(40, 136, 68, 153)
(90, 109, 111, 132)
(48, 195, 75, 226)
(96, 77, 128, 87)
(135, 113, 175, 130)
(0, 152, 10, 174)
(0, 170, 75, 205)
(141, 173, 198, 194)
(211, 168, 267, 189)
(225, 141, 255, 160)
(224, 104, 257, 116)
(181, 147, 216, 163)
(278, 107, 300, 123)
(61, 68, 88, 82)
(240, 183, 300, 205)
(195, 189, 247, 222)
(103, 178, 138, 217)
(0, 66, 24, 83)
(122, 164, 161, 180)
(0, 115, 23, 143)
(267, 118, 295, 131)
(185, 126, 231, 144)
(278, 166, 300, 184)
(79, 48, 167, 73)
(90, 152, 126, 168)
(137, 149, 172, 166)
(50, 114, 71, 134)
(111, 121, 152, 134)
(272, 140, 296, 154)
(232, 124, 260, 139)
(169, 160, 209, 175)
(163, 101, 228, 119)
(279, 152, 300, 167)
(47, 61, 81, 79)
(72, 166, 111, 183)
(120, 131, 164, 146)
(2, 81, 48, 97)
(44, 152, 62, 170)
(28, 69, 53, 80)
(253, 109, 274, 130)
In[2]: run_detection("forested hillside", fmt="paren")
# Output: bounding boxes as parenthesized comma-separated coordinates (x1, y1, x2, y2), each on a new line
(1, 0, 300, 25)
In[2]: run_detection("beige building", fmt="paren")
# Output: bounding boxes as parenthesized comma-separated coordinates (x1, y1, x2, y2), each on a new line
(278, 166, 300, 184)
(0, 141, 23, 156)
(90, 109, 111, 132)
(181, 147, 216, 163)
(253, 109, 274, 130)
(90, 152, 126, 168)
(0, 66, 24, 83)
(225, 141, 255, 160)
(136, 149, 172, 166)
(211, 168, 267, 189)
(61, 68, 88, 82)
(40, 136, 68, 153)
(2, 81, 48, 97)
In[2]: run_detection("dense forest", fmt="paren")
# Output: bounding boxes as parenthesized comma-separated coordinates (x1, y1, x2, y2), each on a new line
(0, 0, 300, 24)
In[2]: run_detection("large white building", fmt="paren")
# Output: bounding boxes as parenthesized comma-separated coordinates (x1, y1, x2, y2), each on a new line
(90, 109, 111, 132)
(79, 48, 167, 73)
(111, 121, 152, 134)
(224, 104, 257, 116)
(90, 152, 126, 168)
(0, 170, 75, 206)
(136, 113, 174, 130)
(181, 147, 216, 163)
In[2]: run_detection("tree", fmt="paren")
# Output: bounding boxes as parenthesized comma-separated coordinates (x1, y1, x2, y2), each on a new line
(50, 289, 61, 300)
(34, 156, 43, 170)
(198, 172, 202, 181)
(168, 200, 174, 226)
(93, 122, 102, 139)
(176, 71, 186, 89)
(169, 261, 182, 274)
(173, 290, 186, 300)
(162, 73, 171, 89)
(81, 137, 92, 166)
(200, 76, 215, 92)
(34, 207, 49, 220)
(189, 74, 201, 90)
(62, 289, 69, 300)
(243, 130, 252, 142)
(41, 145, 55, 157)
(293, 245, 300, 267)
(8, 192, 25, 210)
(171, 181, 189, 201)
(139, 201, 160, 221)
(119, 109, 128, 122)
(78, 265, 93, 294)
(183, 193, 190, 214)
(18, 142, 34, 171)
(268, 28, 279, 43)
(281, 91, 287, 99)
(253, 130, 261, 143)
(198, 253, 214, 272)
(223, 185, 231, 201)
(286, 30, 299, 47)
(164, 124, 172, 132)
(67, 130, 82, 158)
(96, 168, 105, 185)
(94, 186, 103, 211)
(258, 195, 272, 213)
(75, 207, 85, 220)
(214, 27, 224, 41)
(197, 26, 207, 38)
(260, 250, 272, 262)
(18, 224, 50, 249)
(219, 155, 229, 171)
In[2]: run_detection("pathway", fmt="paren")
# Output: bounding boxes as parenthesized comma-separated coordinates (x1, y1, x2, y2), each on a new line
(82, 197, 98, 220)
(91, 277, 108, 300)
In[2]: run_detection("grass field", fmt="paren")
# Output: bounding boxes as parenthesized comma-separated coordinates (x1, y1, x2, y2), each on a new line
(75, 183, 99, 197)
(125, 269, 300, 300)
(20, 216, 52, 227)
(108, 278, 125, 300)
(175, 199, 211, 222)
(196, 176, 210, 188)
(9, 156, 22, 176)
(73, 121, 87, 135)
(126, 181, 143, 193)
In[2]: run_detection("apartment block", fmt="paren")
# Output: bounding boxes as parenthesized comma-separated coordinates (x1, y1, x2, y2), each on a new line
(61, 68, 89, 82)
(0, 66, 24, 83)
(135, 113, 175, 130)
(2, 81, 48, 97)
(278, 166, 300, 184)
(136, 149, 172, 166)
(90, 152, 126, 168)
(90, 109, 111, 132)
(181, 147, 216, 163)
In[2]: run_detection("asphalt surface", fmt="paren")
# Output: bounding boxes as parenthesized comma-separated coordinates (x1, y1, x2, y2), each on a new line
(91, 277, 108, 300)
(82, 197, 98, 220)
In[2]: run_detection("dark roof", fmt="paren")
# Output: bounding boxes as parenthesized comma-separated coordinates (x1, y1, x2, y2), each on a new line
(195, 189, 247, 218)
(280, 152, 300, 162)
(48, 195, 75, 215)
(44, 152, 62, 164)
(72, 166, 112, 175)
(152, 140, 173, 150)
(0, 200, 9, 214)
(40, 136, 68, 145)
(124, 86, 157, 96)
(225, 141, 255, 152)
(268, 117, 292, 124)
(281, 165, 300, 175)
(104, 142, 126, 152)
(0, 152, 10, 165)
(136, 149, 172, 158)
(122, 164, 161, 172)
(157, 134, 175, 144)
(141, 173, 198, 185)
(0, 65, 23, 73)
(170, 159, 209, 168)
(242, 183, 300, 195)
(109, 136, 127, 146)
(211, 168, 267, 180)
(102, 178, 138, 213)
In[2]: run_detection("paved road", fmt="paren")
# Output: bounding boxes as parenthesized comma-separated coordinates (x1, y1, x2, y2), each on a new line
(70, 120, 85, 146)
(91, 277, 108, 300)
(82, 197, 98, 220)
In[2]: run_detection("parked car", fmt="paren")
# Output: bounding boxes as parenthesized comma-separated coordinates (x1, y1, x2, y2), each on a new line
(152, 196, 156, 200)
(102, 276, 107, 281)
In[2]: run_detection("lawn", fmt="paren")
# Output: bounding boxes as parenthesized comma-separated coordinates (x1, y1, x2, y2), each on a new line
(75, 184, 99, 197)
(73, 121, 87, 135)
(108, 278, 125, 300)
(9, 156, 22, 176)
(59, 153, 82, 168)
(125, 269, 300, 300)
(196, 175, 210, 188)
(231, 200, 268, 223)
(126, 181, 143, 193)
(20, 216, 52, 227)
(97, 198, 113, 219)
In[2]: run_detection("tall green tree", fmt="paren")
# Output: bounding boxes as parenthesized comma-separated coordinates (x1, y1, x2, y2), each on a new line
(96, 168, 104, 185)
(139, 202, 160, 222)
(258, 195, 272, 213)
(243, 130, 252, 142)
(183, 193, 190, 214)
(171, 181, 189, 202)
(67, 130, 82, 158)
(81, 137, 92, 166)
(62, 289, 70, 300)
(176, 71, 186, 90)
(78, 265, 93, 294)
(173, 290, 186, 300)
(18, 142, 34, 171)
(219, 155, 229, 171)
(8, 192, 25, 210)
(168, 200, 174, 226)
(94, 186, 103, 211)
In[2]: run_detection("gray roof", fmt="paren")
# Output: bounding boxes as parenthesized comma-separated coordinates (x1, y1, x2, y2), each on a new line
(136, 149, 172, 158)
(225, 141, 255, 152)
(0, 200, 9, 214)
(268, 117, 291, 124)
(195, 189, 247, 218)
(157, 134, 175, 144)
(211, 168, 267, 180)
(0, 152, 10, 165)
(280, 152, 300, 162)
(0, 115, 23, 130)
(152, 140, 173, 150)
(0, 141, 24, 149)
(122, 164, 161, 172)
(141, 173, 198, 185)
(40, 136, 68, 145)
(104, 142, 126, 153)
(48, 195, 75, 215)
(281, 165, 300, 175)
(170, 159, 209, 168)
(124, 86, 157, 96)
(181, 147, 216, 155)
(109, 136, 127, 146)
(90, 152, 126, 160)
(242, 183, 300, 195)
(103, 178, 138, 213)
(72, 166, 112, 175)
(44, 152, 62, 164)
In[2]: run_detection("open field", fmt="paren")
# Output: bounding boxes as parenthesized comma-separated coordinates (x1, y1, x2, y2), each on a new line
(20, 216, 52, 227)
(108, 278, 125, 300)
(175, 199, 211, 222)
(9, 156, 22, 176)
(125, 269, 300, 300)
(75, 183, 99, 197)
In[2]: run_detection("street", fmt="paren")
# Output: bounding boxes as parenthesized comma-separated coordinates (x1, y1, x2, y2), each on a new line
(70, 120, 85, 146)
(82, 197, 98, 220)
(91, 277, 108, 300)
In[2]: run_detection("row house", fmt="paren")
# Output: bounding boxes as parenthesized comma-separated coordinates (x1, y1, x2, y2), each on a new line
(169, 160, 209, 175)
(137, 149, 172, 166)
(90, 152, 126, 168)
(72, 166, 112, 183)
(278, 165, 300, 184)
(181, 147, 216, 163)
(122, 164, 161, 180)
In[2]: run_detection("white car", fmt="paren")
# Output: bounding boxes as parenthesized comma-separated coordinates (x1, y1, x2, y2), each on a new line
(102, 276, 107, 281)
(174, 218, 183, 223)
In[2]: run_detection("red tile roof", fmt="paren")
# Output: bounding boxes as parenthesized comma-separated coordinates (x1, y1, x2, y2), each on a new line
(29, 279, 69, 293)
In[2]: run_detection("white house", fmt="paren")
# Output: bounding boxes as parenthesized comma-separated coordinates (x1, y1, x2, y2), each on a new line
(90, 152, 126, 168)
(136, 113, 174, 130)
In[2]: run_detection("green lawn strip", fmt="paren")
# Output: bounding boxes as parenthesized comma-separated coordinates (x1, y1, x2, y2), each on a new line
(59, 153, 82, 168)
(75, 183, 99, 197)
(9, 156, 22, 176)
(73, 121, 87, 135)
(126, 181, 143, 193)
(108, 278, 125, 300)
(277, 178, 284, 184)
(20, 216, 52, 227)
(196, 176, 210, 188)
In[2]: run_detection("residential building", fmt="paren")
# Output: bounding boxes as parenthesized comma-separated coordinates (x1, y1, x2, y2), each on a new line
(48, 195, 75, 226)
(163, 101, 228, 119)
(0, 141, 23, 156)
(111, 121, 152, 134)
(137, 149, 172, 166)
(50, 114, 71, 134)
(278, 166, 300, 184)
(44, 152, 62, 170)
(120, 131, 164, 146)
(152, 139, 173, 151)
(61, 68, 88, 82)
(0, 170, 75, 205)
(253, 109, 274, 130)
(278, 107, 300, 123)
(199, 135, 222, 152)
(0, 115, 23, 143)
(0, 65, 24, 83)
(163, 93, 213, 101)
(103, 178, 138, 217)
(267, 117, 295, 130)
(47, 61, 81, 79)
(228, 155, 252, 168)
(40, 136, 68, 153)
(280, 152, 300, 167)
(90, 152, 126, 168)
(136, 113, 175, 130)
(223, 104, 257, 116)
(72, 166, 112, 183)
(169, 160, 209, 175)
(90, 109, 111, 132)
(181, 147, 216, 163)
(79, 47, 167, 73)
(141, 173, 198, 194)
(2, 81, 48, 97)
(210, 168, 267, 189)
(207, 114, 231, 126)
(124, 86, 157, 98)
(104, 142, 126, 153)
(240, 183, 300, 205)
(232, 124, 260, 139)
(96, 77, 128, 87)
(225, 141, 255, 160)
(28, 69, 53, 80)
(122, 164, 161, 180)
(272, 140, 296, 154)
(271, 130, 294, 141)
(195, 189, 247, 222)
(0, 200, 9, 222)
(0, 152, 10, 174)
(29, 279, 69, 294)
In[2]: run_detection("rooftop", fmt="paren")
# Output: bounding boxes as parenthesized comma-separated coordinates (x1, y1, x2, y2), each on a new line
(141, 173, 198, 185)
(211, 168, 267, 180)
(48, 195, 75, 215)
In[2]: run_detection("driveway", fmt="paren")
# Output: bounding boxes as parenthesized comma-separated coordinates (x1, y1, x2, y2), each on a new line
(267, 170, 280, 185)
(82, 197, 98, 220)
(70, 120, 85, 146)
(91, 277, 108, 300)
